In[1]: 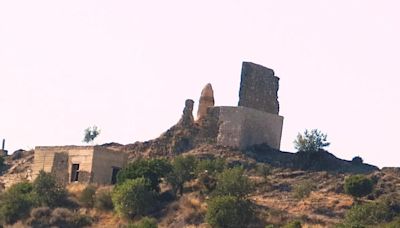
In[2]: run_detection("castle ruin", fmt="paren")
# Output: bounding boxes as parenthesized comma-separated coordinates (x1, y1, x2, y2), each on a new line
(198, 62, 284, 150)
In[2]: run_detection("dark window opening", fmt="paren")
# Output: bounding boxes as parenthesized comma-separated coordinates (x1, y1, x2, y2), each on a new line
(111, 167, 121, 185)
(71, 164, 80, 182)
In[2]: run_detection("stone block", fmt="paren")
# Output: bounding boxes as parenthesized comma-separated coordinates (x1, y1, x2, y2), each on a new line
(210, 106, 283, 150)
(238, 62, 280, 114)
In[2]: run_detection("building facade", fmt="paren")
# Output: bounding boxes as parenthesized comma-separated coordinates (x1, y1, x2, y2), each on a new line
(32, 146, 127, 185)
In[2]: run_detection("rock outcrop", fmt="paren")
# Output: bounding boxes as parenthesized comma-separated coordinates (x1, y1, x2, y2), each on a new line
(197, 83, 215, 120)
(178, 99, 195, 127)
(238, 62, 280, 114)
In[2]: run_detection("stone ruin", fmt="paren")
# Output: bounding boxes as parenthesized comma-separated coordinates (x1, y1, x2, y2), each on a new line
(199, 62, 284, 150)
(120, 61, 284, 157)
(197, 83, 215, 120)
(239, 62, 280, 114)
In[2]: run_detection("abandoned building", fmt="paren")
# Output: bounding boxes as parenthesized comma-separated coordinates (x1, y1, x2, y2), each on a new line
(32, 146, 127, 185)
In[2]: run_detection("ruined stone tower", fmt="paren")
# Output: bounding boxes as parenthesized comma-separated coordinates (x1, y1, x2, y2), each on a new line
(238, 62, 280, 114)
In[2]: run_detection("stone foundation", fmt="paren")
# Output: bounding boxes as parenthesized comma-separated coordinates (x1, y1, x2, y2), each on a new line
(208, 106, 283, 150)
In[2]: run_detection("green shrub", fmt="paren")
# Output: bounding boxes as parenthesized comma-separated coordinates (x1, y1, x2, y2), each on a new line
(0, 182, 35, 225)
(112, 178, 157, 218)
(294, 129, 330, 152)
(166, 155, 197, 196)
(195, 158, 226, 176)
(351, 156, 363, 164)
(342, 202, 393, 227)
(79, 185, 97, 208)
(127, 217, 158, 228)
(294, 180, 315, 199)
(117, 158, 172, 192)
(214, 167, 253, 199)
(344, 175, 374, 198)
(256, 163, 272, 180)
(94, 188, 114, 211)
(284, 220, 302, 228)
(27, 207, 92, 228)
(205, 195, 253, 228)
(32, 170, 67, 207)
(198, 172, 217, 193)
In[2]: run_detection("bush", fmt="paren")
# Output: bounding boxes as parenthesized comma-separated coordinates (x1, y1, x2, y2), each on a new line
(294, 129, 330, 152)
(293, 180, 315, 199)
(214, 167, 253, 199)
(205, 195, 253, 228)
(112, 178, 157, 218)
(198, 172, 217, 193)
(342, 202, 393, 227)
(0, 182, 35, 224)
(79, 185, 97, 208)
(166, 155, 197, 196)
(32, 170, 67, 207)
(94, 188, 114, 211)
(256, 163, 272, 180)
(127, 217, 158, 228)
(351, 156, 363, 164)
(27, 207, 92, 228)
(117, 158, 172, 192)
(284, 220, 302, 228)
(195, 158, 226, 176)
(344, 175, 374, 198)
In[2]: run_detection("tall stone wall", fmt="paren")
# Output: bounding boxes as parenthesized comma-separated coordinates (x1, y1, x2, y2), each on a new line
(210, 106, 283, 150)
(91, 146, 128, 185)
(238, 62, 280, 114)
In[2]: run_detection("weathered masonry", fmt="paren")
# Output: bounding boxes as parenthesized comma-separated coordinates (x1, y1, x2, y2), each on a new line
(196, 62, 284, 150)
(32, 146, 128, 185)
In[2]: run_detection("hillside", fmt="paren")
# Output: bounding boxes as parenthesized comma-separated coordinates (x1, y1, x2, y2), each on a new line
(1, 141, 399, 227)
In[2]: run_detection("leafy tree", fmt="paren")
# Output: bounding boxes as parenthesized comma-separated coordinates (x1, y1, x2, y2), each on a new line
(166, 155, 197, 196)
(196, 158, 226, 193)
(294, 129, 330, 152)
(117, 158, 172, 192)
(112, 178, 157, 218)
(344, 175, 374, 199)
(82, 126, 101, 143)
(32, 170, 67, 207)
(214, 167, 253, 199)
(0, 182, 35, 225)
(205, 195, 253, 228)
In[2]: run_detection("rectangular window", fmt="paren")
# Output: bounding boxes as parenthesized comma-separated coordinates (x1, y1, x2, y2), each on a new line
(71, 164, 80, 182)
(111, 167, 121, 185)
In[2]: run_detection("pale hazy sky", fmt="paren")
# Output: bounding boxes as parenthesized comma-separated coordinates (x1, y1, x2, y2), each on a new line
(1, 1, 399, 168)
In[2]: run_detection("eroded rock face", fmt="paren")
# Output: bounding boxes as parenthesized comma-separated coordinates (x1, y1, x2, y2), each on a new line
(179, 99, 195, 127)
(238, 62, 280, 114)
(197, 83, 215, 120)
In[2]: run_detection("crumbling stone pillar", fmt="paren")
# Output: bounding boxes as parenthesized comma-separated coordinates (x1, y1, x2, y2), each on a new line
(197, 83, 215, 120)
(238, 62, 280, 114)
(178, 99, 195, 127)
